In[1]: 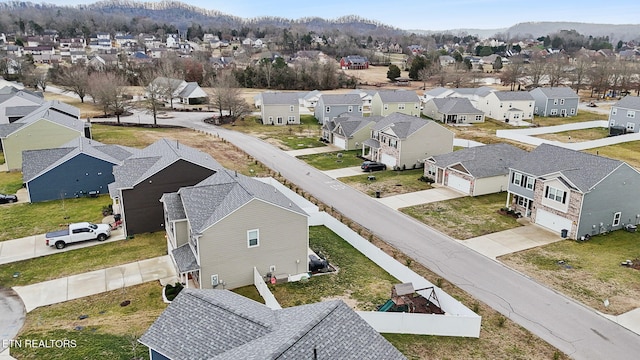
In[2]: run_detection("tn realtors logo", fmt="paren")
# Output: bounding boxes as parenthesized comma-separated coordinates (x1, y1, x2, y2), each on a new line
(2, 339, 77, 348)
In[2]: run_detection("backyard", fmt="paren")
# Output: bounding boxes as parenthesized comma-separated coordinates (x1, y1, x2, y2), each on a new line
(534, 127, 610, 142)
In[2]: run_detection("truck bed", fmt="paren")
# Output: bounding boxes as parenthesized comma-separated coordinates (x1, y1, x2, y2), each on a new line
(46, 229, 69, 238)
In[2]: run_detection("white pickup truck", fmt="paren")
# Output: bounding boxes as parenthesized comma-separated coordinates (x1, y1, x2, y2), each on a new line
(45, 222, 111, 249)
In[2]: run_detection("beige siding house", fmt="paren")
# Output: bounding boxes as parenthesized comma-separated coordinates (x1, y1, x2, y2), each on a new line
(0, 101, 85, 171)
(161, 170, 309, 290)
(371, 90, 421, 117)
(260, 92, 302, 125)
(362, 112, 453, 170)
(323, 115, 382, 150)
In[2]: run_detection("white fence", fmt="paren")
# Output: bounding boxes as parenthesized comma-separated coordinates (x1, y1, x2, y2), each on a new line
(253, 267, 281, 310)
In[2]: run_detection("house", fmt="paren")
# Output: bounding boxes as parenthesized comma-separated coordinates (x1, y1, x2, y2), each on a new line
(22, 138, 137, 203)
(324, 115, 381, 150)
(350, 89, 376, 113)
(259, 92, 301, 125)
(506, 144, 640, 239)
(0, 86, 45, 124)
(314, 93, 363, 124)
(148, 77, 208, 105)
(530, 87, 579, 117)
(371, 90, 421, 117)
(160, 169, 308, 290)
(139, 289, 406, 360)
(478, 91, 535, 123)
(422, 98, 485, 124)
(108, 139, 220, 236)
(608, 95, 640, 133)
(362, 112, 454, 169)
(339, 55, 369, 70)
(0, 101, 87, 171)
(439, 55, 456, 67)
(301, 89, 322, 110)
(88, 54, 120, 71)
(425, 143, 527, 196)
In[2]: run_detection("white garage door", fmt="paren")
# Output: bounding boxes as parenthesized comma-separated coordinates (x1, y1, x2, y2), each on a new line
(535, 209, 573, 234)
(333, 137, 346, 149)
(380, 153, 397, 168)
(447, 174, 471, 194)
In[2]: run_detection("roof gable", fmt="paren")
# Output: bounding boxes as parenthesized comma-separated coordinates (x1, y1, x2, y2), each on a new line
(432, 143, 527, 178)
(613, 95, 640, 111)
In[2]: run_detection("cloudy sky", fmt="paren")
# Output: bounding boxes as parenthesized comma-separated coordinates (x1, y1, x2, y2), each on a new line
(37, 0, 640, 30)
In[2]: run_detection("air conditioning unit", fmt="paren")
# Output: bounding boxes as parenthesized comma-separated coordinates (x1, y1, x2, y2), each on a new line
(269, 265, 276, 273)
(211, 274, 219, 287)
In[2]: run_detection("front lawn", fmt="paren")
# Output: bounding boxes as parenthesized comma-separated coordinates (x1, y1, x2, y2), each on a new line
(0, 232, 166, 287)
(0, 170, 23, 194)
(400, 192, 522, 240)
(224, 115, 325, 150)
(339, 169, 432, 197)
(500, 230, 640, 315)
(297, 150, 363, 170)
(12, 282, 166, 360)
(0, 196, 111, 241)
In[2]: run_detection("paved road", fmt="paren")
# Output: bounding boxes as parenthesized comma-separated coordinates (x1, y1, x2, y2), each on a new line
(93, 113, 640, 359)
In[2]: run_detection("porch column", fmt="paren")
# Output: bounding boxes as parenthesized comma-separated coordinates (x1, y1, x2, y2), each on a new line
(505, 192, 511, 208)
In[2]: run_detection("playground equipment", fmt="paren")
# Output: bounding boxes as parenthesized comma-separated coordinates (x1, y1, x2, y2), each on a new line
(377, 282, 444, 314)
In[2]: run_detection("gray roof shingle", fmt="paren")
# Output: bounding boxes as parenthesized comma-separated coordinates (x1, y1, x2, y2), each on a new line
(139, 289, 406, 360)
(613, 95, 640, 111)
(373, 112, 433, 139)
(376, 89, 420, 103)
(171, 243, 199, 273)
(512, 143, 623, 192)
(430, 98, 483, 115)
(493, 91, 534, 101)
(0, 101, 84, 138)
(430, 143, 527, 178)
(318, 93, 362, 105)
(532, 87, 579, 99)
(261, 92, 300, 105)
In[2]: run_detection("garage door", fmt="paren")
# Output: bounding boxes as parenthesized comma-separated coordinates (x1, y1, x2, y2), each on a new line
(447, 174, 471, 194)
(535, 209, 573, 234)
(380, 153, 397, 168)
(333, 137, 346, 149)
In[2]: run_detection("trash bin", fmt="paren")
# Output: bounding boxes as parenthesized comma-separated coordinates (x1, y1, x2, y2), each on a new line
(561, 229, 568, 238)
(375, 191, 381, 198)
(625, 224, 637, 233)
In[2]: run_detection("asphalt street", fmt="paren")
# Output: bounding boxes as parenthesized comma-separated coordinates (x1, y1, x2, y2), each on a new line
(95, 112, 640, 359)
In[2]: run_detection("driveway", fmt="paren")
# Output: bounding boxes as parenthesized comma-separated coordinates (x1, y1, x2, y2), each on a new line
(0, 227, 125, 266)
(286, 144, 341, 157)
(322, 166, 363, 179)
(376, 186, 464, 210)
(12, 255, 176, 312)
(0, 287, 25, 354)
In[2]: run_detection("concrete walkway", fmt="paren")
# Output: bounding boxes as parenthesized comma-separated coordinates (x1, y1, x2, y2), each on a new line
(0, 227, 125, 265)
(322, 166, 363, 179)
(376, 186, 465, 210)
(285, 144, 341, 157)
(12, 255, 176, 312)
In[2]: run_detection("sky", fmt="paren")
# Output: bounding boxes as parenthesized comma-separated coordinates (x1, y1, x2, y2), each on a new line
(24, 0, 640, 30)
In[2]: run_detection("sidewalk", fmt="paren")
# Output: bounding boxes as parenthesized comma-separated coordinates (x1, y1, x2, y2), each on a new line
(0, 227, 125, 265)
(322, 166, 363, 179)
(12, 255, 176, 312)
(376, 186, 464, 210)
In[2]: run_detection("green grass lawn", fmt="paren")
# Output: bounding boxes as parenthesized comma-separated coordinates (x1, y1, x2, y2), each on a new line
(532, 110, 607, 127)
(400, 192, 521, 240)
(534, 127, 609, 142)
(500, 230, 640, 315)
(339, 169, 432, 197)
(225, 115, 325, 150)
(0, 232, 167, 287)
(585, 140, 640, 169)
(0, 151, 4, 164)
(91, 123, 175, 148)
(297, 150, 363, 170)
(0, 170, 23, 194)
(0, 196, 111, 241)
(12, 282, 166, 360)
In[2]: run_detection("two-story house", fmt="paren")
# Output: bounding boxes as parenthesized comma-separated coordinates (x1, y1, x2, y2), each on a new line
(314, 93, 363, 124)
(160, 169, 309, 290)
(608, 95, 640, 133)
(530, 87, 579, 117)
(371, 90, 421, 117)
(0, 86, 45, 124)
(260, 92, 301, 125)
(478, 91, 535, 123)
(422, 97, 485, 124)
(323, 115, 382, 150)
(506, 144, 640, 240)
(362, 112, 453, 170)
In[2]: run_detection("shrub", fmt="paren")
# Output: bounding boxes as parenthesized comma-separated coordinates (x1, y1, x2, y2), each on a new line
(165, 282, 184, 301)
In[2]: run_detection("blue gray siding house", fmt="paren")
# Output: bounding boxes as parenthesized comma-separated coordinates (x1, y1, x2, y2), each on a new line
(139, 289, 406, 360)
(608, 95, 640, 133)
(530, 87, 579, 117)
(22, 138, 137, 203)
(314, 93, 363, 124)
(507, 144, 640, 240)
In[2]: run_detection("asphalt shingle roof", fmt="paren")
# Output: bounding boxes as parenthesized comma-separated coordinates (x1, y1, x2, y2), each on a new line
(493, 91, 534, 101)
(373, 112, 432, 139)
(376, 90, 420, 103)
(430, 143, 527, 178)
(318, 93, 361, 105)
(613, 95, 640, 110)
(532, 87, 579, 99)
(512, 143, 623, 192)
(430, 98, 483, 114)
(160, 192, 186, 222)
(139, 289, 406, 360)
(171, 243, 199, 273)
(261, 92, 300, 105)
(0, 101, 83, 138)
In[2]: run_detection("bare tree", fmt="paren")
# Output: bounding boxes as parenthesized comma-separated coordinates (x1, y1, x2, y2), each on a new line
(33, 67, 49, 92)
(547, 55, 569, 87)
(140, 71, 165, 126)
(59, 64, 90, 103)
(89, 72, 132, 124)
(209, 71, 250, 122)
(588, 58, 612, 98)
(523, 59, 547, 88)
(569, 56, 590, 93)
(500, 58, 525, 91)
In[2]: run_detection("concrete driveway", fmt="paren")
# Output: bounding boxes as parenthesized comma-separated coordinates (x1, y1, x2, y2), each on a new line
(286, 144, 341, 157)
(376, 186, 464, 210)
(0, 227, 125, 266)
(461, 220, 563, 259)
(322, 166, 364, 179)
(13, 255, 176, 312)
(0, 288, 25, 354)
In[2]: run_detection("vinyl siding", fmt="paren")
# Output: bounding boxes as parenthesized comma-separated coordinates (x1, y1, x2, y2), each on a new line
(261, 104, 300, 125)
(197, 199, 308, 289)
(398, 123, 453, 169)
(473, 174, 509, 196)
(3, 120, 82, 170)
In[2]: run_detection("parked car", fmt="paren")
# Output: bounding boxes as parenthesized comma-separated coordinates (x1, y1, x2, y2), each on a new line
(361, 161, 387, 172)
(45, 222, 111, 249)
(0, 193, 18, 204)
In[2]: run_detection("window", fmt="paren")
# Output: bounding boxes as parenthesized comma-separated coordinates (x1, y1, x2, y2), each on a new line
(247, 229, 259, 248)
(268, 116, 273, 124)
(613, 212, 622, 227)
(358, 106, 363, 112)
(609, 119, 616, 127)
(627, 110, 635, 118)
(553, 99, 558, 105)
(550, 109, 558, 115)
(526, 176, 534, 190)
(325, 106, 330, 112)
(627, 122, 635, 131)
(347, 105, 353, 112)
(277, 117, 283, 124)
(545, 186, 566, 204)
(475, 115, 483, 121)
(570, 108, 575, 115)
(428, 164, 436, 175)
(560, 99, 565, 105)
(612, 108, 617, 115)
(512, 172, 522, 186)
(459, 115, 466, 122)
(288, 116, 295, 123)
(398, 103, 405, 110)
(289, 105, 294, 112)
(509, 103, 513, 108)
(384, 104, 389, 110)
